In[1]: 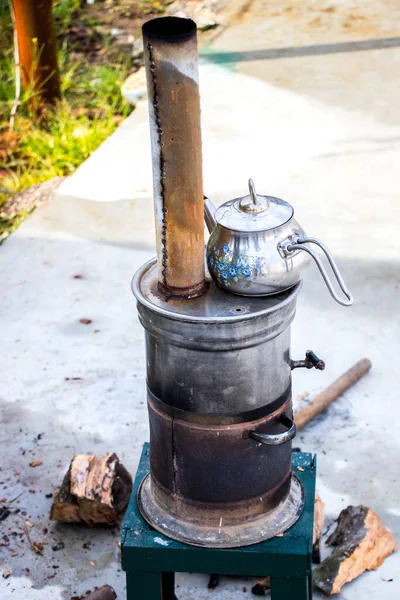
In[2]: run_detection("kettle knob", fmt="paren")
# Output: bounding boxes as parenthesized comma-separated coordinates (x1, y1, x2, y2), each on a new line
(248, 179, 258, 206)
(238, 179, 269, 213)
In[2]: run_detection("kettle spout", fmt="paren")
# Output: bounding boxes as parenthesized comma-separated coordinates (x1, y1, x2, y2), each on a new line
(204, 196, 217, 233)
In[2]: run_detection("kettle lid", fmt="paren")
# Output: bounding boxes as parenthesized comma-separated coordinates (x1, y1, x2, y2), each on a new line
(215, 179, 294, 233)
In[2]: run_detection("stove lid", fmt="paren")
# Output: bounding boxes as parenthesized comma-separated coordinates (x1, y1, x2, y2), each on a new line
(132, 258, 302, 324)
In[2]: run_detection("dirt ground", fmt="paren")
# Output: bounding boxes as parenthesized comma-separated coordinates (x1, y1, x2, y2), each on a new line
(1, 1, 399, 599)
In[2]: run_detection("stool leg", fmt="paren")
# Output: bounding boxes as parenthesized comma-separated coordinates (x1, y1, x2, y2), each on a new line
(271, 575, 312, 600)
(162, 572, 177, 600)
(126, 571, 162, 600)
(126, 571, 176, 600)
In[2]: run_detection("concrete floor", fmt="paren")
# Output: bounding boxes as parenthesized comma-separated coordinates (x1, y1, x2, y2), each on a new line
(1, 1, 400, 598)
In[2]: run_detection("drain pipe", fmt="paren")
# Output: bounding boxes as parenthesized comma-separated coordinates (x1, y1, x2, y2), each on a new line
(142, 17, 206, 298)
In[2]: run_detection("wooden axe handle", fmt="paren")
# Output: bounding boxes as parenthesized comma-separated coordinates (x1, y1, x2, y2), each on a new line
(295, 358, 371, 431)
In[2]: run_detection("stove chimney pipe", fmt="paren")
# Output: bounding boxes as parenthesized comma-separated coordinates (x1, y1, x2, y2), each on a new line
(142, 17, 206, 298)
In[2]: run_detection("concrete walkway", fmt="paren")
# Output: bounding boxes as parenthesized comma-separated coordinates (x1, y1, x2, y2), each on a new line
(1, 1, 400, 598)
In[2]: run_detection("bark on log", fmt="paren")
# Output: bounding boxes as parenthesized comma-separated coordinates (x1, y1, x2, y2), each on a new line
(313, 489, 325, 564)
(295, 359, 371, 431)
(313, 505, 397, 595)
(51, 454, 132, 526)
(51, 465, 81, 523)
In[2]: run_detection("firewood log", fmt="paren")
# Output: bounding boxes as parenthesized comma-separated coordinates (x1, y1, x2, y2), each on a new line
(313, 505, 397, 595)
(313, 489, 324, 564)
(51, 453, 132, 526)
(84, 586, 116, 600)
(71, 585, 117, 600)
(252, 576, 270, 595)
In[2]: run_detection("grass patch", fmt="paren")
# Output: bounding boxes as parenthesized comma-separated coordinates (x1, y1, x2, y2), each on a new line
(0, 0, 166, 240)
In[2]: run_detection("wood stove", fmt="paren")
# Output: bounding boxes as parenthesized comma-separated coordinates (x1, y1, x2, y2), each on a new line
(132, 16, 350, 548)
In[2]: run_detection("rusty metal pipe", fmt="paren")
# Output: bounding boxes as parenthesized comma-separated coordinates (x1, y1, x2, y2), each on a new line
(142, 17, 206, 298)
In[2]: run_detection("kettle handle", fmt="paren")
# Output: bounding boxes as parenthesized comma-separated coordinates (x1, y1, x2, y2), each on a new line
(282, 236, 354, 307)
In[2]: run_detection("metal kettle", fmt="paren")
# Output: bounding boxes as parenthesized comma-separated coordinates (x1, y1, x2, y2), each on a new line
(204, 179, 353, 306)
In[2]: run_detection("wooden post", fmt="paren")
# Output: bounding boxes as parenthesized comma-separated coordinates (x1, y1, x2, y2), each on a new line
(11, 0, 61, 113)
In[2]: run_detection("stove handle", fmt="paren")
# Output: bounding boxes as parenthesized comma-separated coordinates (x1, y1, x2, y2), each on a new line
(249, 413, 296, 446)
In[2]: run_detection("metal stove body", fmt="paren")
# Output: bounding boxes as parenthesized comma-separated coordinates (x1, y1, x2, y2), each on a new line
(132, 259, 311, 547)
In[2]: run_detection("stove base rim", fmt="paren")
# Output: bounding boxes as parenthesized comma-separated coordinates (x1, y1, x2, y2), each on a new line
(137, 472, 305, 548)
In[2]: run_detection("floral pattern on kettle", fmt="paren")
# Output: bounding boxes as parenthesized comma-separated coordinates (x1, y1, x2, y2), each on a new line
(207, 244, 254, 286)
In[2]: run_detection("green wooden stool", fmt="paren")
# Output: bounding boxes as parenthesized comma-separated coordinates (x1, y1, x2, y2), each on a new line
(121, 444, 316, 600)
